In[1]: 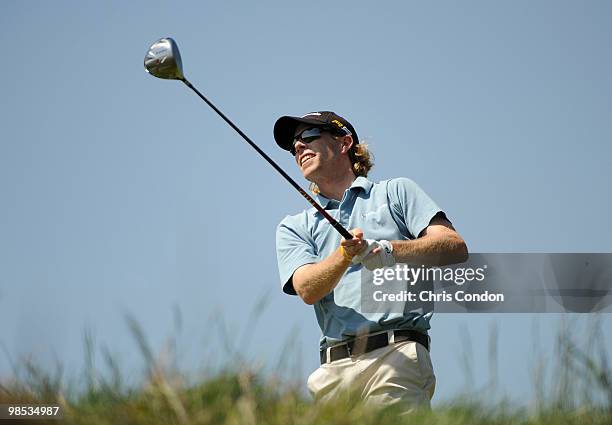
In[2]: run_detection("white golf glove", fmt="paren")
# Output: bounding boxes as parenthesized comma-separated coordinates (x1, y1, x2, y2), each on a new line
(351, 239, 377, 265)
(360, 240, 396, 270)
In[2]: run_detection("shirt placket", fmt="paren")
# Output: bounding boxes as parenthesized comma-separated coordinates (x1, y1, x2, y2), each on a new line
(338, 190, 356, 231)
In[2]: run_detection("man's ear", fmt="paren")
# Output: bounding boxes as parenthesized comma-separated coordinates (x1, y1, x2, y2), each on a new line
(340, 135, 354, 154)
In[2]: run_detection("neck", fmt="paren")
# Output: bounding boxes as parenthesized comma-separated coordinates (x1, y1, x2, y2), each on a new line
(316, 170, 357, 201)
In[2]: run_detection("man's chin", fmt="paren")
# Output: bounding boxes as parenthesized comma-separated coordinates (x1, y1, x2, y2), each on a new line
(301, 164, 318, 181)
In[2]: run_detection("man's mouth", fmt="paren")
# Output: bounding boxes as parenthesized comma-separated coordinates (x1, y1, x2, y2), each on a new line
(300, 153, 316, 167)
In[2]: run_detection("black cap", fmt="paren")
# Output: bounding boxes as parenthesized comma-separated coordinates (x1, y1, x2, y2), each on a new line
(273, 111, 359, 151)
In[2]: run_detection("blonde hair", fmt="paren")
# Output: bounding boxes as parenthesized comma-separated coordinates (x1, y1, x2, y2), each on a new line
(309, 139, 374, 195)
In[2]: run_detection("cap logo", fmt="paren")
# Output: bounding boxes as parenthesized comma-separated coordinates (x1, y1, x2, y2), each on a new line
(331, 119, 352, 136)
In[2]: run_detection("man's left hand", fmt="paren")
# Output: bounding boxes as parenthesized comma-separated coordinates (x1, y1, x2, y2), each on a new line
(360, 240, 396, 270)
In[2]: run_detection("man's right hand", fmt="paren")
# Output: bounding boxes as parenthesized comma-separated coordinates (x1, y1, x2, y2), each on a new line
(340, 228, 370, 260)
(293, 228, 370, 305)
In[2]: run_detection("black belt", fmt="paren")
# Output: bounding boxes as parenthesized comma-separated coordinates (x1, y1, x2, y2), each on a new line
(320, 329, 429, 365)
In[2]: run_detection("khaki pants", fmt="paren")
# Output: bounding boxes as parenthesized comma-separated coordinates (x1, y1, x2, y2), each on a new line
(307, 340, 436, 411)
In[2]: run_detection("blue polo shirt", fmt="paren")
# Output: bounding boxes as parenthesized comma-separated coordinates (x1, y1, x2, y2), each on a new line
(275, 176, 444, 349)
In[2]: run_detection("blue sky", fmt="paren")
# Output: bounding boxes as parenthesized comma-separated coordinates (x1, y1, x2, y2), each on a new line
(1, 0, 611, 404)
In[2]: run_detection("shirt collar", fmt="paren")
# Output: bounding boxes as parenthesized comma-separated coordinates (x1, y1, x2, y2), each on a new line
(350, 176, 374, 194)
(314, 176, 373, 212)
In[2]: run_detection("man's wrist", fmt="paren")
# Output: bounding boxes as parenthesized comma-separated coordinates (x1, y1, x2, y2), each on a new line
(339, 245, 353, 262)
(388, 240, 413, 264)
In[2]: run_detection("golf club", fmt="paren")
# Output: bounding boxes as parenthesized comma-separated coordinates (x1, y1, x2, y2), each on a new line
(144, 37, 353, 240)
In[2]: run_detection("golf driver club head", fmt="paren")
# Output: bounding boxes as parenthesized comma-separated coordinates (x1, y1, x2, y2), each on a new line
(144, 37, 184, 80)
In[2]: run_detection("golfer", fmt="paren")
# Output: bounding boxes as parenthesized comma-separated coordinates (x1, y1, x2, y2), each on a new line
(273, 111, 468, 411)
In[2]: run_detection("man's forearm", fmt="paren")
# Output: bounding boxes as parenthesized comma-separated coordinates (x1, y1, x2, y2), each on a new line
(391, 233, 468, 266)
(292, 248, 351, 305)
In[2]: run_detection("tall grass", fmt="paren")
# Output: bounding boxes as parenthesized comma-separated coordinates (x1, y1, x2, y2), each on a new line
(1, 315, 610, 424)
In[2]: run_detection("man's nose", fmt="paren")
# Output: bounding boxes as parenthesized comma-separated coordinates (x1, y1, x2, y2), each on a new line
(294, 140, 306, 155)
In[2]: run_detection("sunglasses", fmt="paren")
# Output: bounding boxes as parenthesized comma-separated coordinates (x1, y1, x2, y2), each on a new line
(290, 127, 329, 156)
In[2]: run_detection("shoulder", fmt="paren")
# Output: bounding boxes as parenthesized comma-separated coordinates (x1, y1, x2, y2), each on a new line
(370, 177, 420, 197)
(384, 177, 419, 191)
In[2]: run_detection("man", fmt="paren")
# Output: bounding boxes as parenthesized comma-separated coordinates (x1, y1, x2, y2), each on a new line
(273, 111, 468, 410)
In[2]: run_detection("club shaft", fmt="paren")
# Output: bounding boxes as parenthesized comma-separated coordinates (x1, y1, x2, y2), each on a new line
(181, 78, 353, 240)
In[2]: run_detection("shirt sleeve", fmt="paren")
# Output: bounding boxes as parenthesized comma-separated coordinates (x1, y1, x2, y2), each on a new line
(387, 178, 446, 239)
(275, 214, 319, 295)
